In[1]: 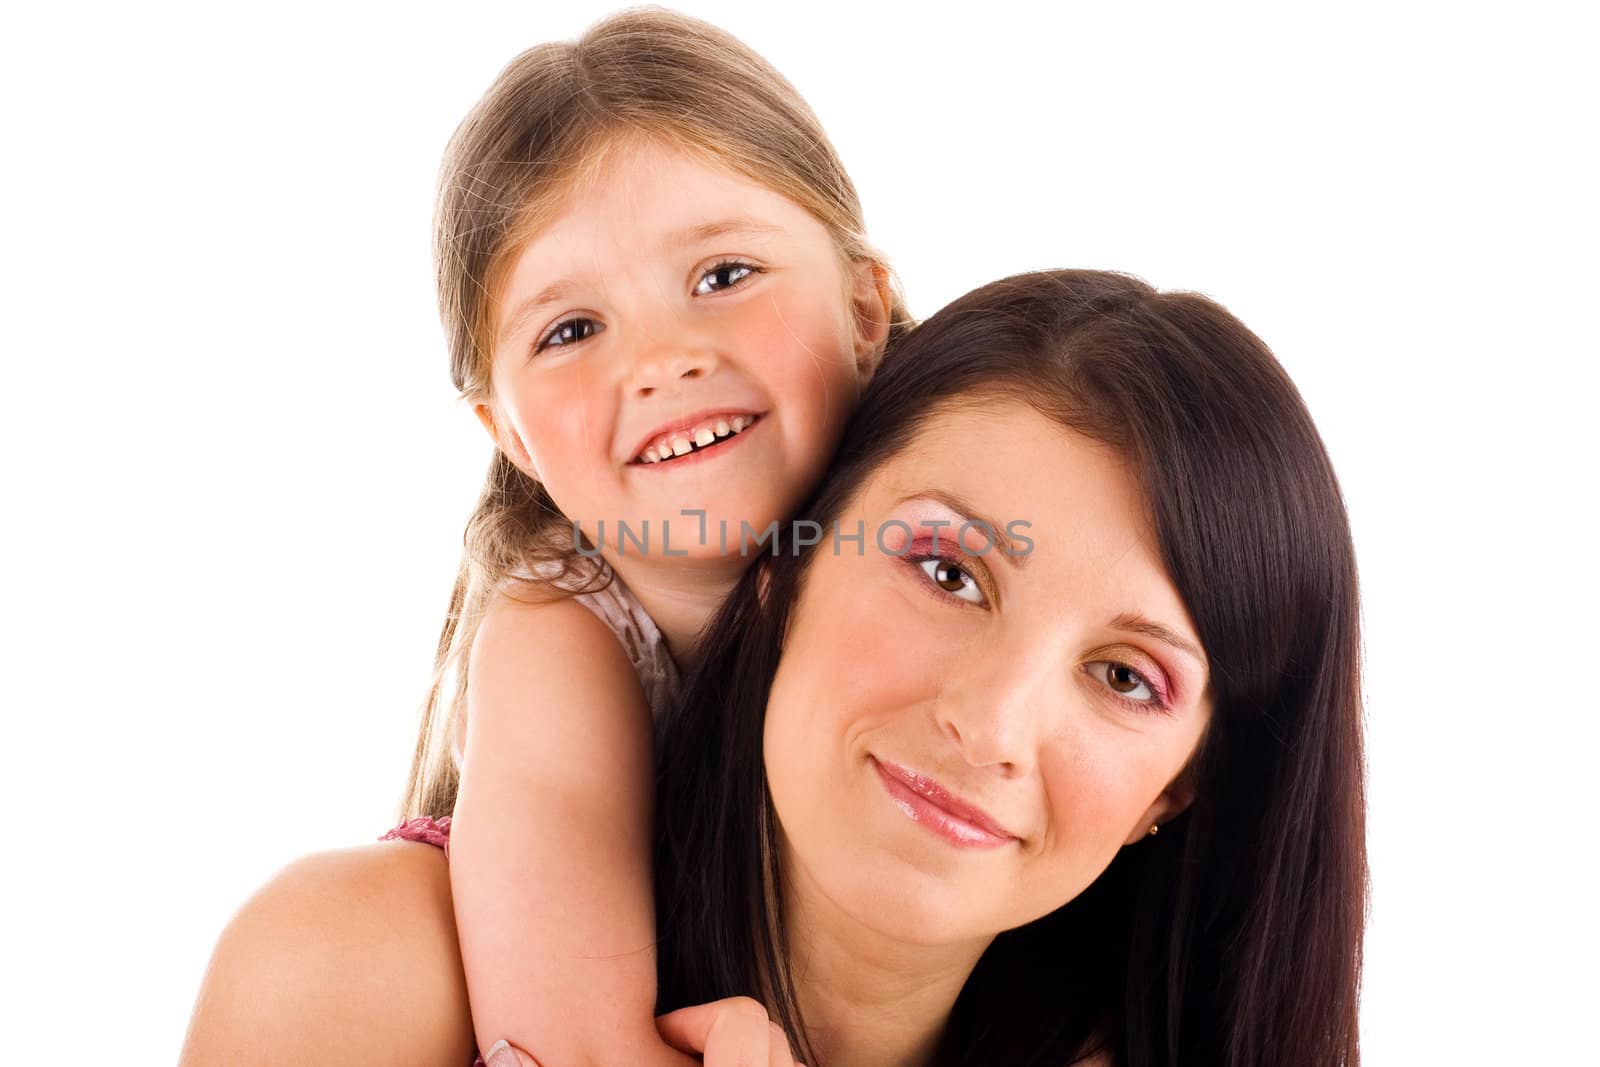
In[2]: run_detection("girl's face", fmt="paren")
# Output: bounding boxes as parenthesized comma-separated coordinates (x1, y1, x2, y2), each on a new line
(764, 397, 1214, 947)
(477, 137, 884, 561)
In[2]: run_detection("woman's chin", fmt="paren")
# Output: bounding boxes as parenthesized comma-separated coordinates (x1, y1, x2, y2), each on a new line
(800, 840, 1006, 949)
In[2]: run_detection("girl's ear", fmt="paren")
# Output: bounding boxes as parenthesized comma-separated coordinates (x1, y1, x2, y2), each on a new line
(848, 260, 894, 387)
(472, 398, 541, 481)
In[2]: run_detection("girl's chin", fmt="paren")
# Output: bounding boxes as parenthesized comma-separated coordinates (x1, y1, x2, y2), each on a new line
(604, 508, 794, 557)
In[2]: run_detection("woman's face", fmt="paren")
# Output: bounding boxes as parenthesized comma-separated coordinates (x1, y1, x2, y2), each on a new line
(763, 397, 1213, 946)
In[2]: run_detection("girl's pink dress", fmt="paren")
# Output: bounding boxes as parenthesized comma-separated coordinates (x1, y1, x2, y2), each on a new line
(381, 557, 683, 1067)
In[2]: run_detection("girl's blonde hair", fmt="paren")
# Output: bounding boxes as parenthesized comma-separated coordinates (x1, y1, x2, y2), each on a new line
(403, 6, 911, 818)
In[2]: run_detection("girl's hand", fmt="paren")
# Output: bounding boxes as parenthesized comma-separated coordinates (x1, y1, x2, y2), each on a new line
(482, 996, 804, 1067)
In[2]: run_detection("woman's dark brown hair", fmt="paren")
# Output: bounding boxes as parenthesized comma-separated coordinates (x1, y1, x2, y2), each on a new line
(654, 269, 1366, 1066)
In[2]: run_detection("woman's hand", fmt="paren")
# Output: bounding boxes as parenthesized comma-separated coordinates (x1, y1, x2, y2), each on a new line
(482, 996, 804, 1067)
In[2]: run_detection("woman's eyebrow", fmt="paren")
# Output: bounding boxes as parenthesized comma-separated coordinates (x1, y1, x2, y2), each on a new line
(1109, 612, 1206, 668)
(893, 488, 1031, 567)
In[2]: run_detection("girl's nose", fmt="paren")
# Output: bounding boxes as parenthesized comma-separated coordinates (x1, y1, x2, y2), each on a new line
(628, 332, 718, 396)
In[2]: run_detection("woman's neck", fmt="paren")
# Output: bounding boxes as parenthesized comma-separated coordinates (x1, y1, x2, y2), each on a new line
(776, 850, 991, 1067)
(604, 551, 750, 674)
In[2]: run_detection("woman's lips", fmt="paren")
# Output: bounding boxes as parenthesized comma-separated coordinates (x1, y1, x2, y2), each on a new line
(870, 756, 1018, 849)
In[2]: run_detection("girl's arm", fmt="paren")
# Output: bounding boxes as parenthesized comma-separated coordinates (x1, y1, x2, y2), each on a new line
(451, 589, 687, 1067)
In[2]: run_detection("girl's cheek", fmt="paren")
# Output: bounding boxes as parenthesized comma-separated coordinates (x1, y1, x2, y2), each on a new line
(737, 287, 854, 376)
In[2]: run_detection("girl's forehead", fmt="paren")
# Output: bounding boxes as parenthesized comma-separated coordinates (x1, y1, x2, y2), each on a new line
(490, 140, 837, 339)
(535, 137, 810, 243)
(495, 143, 825, 301)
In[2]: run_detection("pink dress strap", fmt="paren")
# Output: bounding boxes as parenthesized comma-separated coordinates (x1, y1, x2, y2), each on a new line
(379, 814, 453, 856)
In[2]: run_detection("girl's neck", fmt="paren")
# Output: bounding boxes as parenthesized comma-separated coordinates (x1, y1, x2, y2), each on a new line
(777, 848, 991, 1067)
(603, 551, 751, 674)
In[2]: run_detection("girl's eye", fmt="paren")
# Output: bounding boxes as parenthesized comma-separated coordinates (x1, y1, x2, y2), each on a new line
(1084, 661, 1166, 711)
(693, 261, 761, 296)
(915, 556, 987, 606)
(536, 316, 603, 353)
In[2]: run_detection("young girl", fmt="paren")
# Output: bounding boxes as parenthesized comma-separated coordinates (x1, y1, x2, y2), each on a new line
(394, 10, 908, 1066)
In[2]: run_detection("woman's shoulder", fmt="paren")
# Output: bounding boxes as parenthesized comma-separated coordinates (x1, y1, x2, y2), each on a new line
(179, 843, 473, 1065)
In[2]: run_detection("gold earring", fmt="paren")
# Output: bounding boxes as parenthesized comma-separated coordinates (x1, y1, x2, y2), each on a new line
(1147, 824, 1160, 836)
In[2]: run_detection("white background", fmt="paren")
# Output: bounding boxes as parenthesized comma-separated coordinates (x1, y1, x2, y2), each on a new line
(4, 1, 1595, 1061)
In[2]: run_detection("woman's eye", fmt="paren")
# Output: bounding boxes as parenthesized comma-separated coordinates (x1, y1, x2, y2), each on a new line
(1086, 661, 1158, 705)
(693, 261, 759, 296)
(917, 557, 986, 606)
(536, 317, 603, 353)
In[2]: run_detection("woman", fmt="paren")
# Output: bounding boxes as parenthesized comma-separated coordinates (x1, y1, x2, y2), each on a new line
(182, 270, 1365, 1066)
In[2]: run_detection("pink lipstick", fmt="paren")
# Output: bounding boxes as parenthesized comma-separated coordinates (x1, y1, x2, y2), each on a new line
(871, 756, 1018, 849)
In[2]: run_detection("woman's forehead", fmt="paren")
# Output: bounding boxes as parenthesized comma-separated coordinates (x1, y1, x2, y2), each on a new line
(868, 400, 1134, 534)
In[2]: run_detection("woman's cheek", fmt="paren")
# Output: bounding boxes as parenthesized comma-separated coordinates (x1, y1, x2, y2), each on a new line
(1037, 747, 1139, 864)
(1081, 747, 1188, 879)
(831, 573, 940, 720)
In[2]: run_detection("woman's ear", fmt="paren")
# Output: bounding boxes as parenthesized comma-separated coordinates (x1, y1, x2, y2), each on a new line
(754, 557, 774, 608)
(1122, 779, 1198, 846)
(472, 398, 541, 481)
(848, 260, 894, 387)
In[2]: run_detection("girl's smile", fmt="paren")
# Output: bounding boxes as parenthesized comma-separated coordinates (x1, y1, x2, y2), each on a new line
(628, 410, 765, 469)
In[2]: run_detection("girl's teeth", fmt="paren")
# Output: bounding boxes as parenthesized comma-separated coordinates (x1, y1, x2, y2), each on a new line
(638, 416, 759, 464)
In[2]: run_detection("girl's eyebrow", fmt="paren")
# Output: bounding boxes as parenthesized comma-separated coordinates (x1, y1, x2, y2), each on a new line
(499, 280, 581, 344)
(665, 217, 785, 248)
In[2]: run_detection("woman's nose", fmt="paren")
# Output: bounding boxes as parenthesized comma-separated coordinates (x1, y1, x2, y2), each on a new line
(627, 325, 718, 396)
(935, 649, 1062, 778)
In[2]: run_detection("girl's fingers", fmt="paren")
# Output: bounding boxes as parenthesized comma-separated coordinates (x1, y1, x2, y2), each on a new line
(656, 996, 780, 1065)
(655, 1001, 720, 1054)
(482, 1039, 541, 1067)
(766, 1019, 797, 1067)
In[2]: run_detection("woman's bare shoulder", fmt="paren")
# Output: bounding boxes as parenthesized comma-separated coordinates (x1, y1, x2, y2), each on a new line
(179, 842, 474, 1066)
